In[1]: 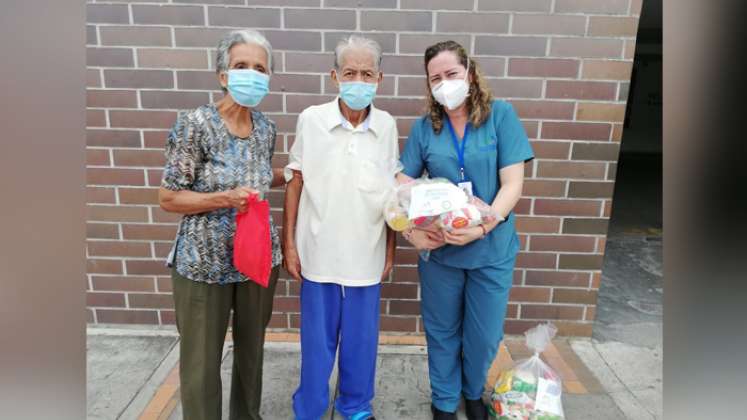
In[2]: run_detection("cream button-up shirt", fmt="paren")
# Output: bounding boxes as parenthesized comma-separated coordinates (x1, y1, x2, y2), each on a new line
(285, 98, 399, 286)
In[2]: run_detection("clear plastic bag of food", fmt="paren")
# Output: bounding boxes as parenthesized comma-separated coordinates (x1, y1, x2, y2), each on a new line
(490, 323, 565, 420)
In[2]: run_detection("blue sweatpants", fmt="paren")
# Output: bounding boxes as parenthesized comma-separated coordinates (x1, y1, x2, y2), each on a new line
(292, 278, 381, 420)
(419, 256, 514, 413)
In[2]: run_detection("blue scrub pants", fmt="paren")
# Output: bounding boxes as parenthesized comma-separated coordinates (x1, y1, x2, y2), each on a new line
(419, 255, 514, 413)
(292, 278, 381, 420)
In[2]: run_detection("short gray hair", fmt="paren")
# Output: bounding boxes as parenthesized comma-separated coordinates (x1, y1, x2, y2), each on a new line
(216, 29, 273, 75)
(334, 35, 382, 72)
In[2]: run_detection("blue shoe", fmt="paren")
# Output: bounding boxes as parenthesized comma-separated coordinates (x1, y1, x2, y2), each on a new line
(348, 411, 374, 420)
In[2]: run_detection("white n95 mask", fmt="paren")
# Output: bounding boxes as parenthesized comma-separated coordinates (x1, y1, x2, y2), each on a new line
(431, 62, 470, 110)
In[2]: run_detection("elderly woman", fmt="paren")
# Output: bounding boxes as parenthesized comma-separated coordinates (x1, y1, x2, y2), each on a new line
(398, 41, 534, 420)
(158, 29, 283, 420)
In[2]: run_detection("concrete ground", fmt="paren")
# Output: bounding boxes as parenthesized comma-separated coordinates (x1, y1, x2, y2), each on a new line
(86, 154, 663, 419)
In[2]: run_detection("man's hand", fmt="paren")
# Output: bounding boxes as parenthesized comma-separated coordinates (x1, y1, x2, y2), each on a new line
(225, 186, 259, 213)
(282, 243, 302, 282)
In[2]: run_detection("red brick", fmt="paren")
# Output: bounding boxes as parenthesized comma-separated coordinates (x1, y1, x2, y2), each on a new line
(582, 60, 634, 81)
(571, 143, 620, 161)
(562, 218, 609, 235)
(515, 216, 561, 233)
(118, 187, 160, 205)
(88, 258, 124, 275)
(612, 124, 623, 141)
(324, 32, 396, 54)
(591, 272, 602, 289)
(399, 34, 472, 54)
(380, 316, 418, 332)
(132, 5, 204, 25)
(521, 304, 584, 320)
(265, 30, 323, 52)
(129, 293, 174, 309)
(87, 129, 141, 148)
(87, 110, 106, 127)
(381, 55, 423, 76)
(104, 69, 174, 89)
(553, 289, 598, 305)
(475, 36, 547, 57)
(554, 0, 629, 14)
(537, 161, 606, 180)
(585, 305, 596, 321)
(92, 276, 156, 292)
(522, 121, 539, 138)
(160, 310, 176, 325)
(87, 187, 117, 204)
(87, 89, 137, 108)
(551, 38, 624, 59)
(554, 321, 593, 336)
(285, 52, 335, 73)
(87, 292, 126, 308)
(208, 7, 281, 27)
(113, 149, 167, 167)
(568, 181, 615, 199)
(515, 252, 556, 269)
(88, 240, 152, 258)
(392, 266, 419, 283)
(361, 11, 431, 31)
(126, 260, 170, 276)
(137, 48, 209, 69)
(534, 199, 601, 216)
(176, 70, 219, 90)
(522, 179, 566, 197)
(509, 101, 575, 120)
(487, 79, 543, 98)
(100, 26, 173, 47)
(88, 69, 102, 88)
(513, 14, 586, 35)
(375, 98, 425, 117)
(87, 25, 97, 46)
(525, 270, 590, 288)
(270, 74, 322, 94)
(529, 141, 570, 160)
(508, 58, 578, 78)
(96, 309, 159, 324)
(86, 47, 134, 67)
(325, 0, 395, 6)
(285, 8, 354, 30)
(389, 300, 421, 316)
(588, 16, 640, 37)
(395, 248, 420, 265)
(146, 169, 164, 187)
(558, 254, 604, 270)
(546, 81, 617, 101)
(87, 168, 145, 186)
(597, 237, 607, 254)
(541, 122, 611, 141)
(509, 286, 551, 302)
(624, 40, 637, 60)
(286, 94, 336, 114)
(436, 12, 509, 34)
(504, 319, 542, 335)
(122, 224, 177, 241)
(87, 149, 111, 166)
(478, 0, 551, 12)
(87, 222, 120, 239)
(156, 277, 172, 293)
(110, 110, 177, 129)
(630, 0, 643, 15)
(87, 4, 129, 24)
(152, 206, 183, 223)
(88, 205, 149, 223)
(153, 243, 174, 259)
(530, 235, 596, 252)
(382, 283, 419, 300)
(576, 103, 627, 122)
(514, 197, 532, 215)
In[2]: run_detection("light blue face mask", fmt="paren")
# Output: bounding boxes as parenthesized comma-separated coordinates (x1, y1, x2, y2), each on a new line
(339, 81, 378, 111)
(226, 69, 270, 108)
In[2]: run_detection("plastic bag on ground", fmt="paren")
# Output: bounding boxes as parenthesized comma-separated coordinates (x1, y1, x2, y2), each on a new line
(489, 323, 565, 420)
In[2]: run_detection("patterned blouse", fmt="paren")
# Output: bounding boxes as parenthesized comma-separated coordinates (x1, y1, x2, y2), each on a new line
(162, 103, 282, 285)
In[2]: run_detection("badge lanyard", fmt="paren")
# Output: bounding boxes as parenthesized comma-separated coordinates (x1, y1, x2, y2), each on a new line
(446, 118, 475, 196)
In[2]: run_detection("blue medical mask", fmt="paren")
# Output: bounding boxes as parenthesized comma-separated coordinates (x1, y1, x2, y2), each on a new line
(226, 69, 270, 107)
(339, 81, 378, 110)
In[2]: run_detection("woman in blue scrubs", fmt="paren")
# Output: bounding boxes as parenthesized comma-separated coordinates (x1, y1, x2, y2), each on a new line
(398, 41, 534, 420)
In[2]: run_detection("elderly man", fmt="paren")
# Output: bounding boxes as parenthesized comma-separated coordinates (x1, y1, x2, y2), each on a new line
(283, 35, 398, 420)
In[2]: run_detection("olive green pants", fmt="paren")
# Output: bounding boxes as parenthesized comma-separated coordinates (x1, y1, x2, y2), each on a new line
(172, 267, 279, 420)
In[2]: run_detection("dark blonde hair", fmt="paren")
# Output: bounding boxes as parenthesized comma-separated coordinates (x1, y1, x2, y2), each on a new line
(424, 41, 493, 134)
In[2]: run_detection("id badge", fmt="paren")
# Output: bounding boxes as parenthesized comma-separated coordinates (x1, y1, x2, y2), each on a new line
(457, 181, 473, 197)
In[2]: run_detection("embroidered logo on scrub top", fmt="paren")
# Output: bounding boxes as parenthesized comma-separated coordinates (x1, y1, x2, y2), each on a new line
(478, 135, 498, 151)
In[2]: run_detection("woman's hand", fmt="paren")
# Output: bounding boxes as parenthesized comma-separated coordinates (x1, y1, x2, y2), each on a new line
(443, 225, 485, 246)
(405, 228, 446, 251)
(225, 186, 259, 213)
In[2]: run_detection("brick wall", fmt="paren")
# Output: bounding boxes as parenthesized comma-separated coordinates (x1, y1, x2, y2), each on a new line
(85, 0, 642, 336)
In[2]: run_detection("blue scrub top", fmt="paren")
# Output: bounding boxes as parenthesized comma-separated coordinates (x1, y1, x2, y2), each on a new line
(400, 100, 534, 269)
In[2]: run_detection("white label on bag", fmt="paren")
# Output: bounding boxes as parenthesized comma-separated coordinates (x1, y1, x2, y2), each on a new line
(535, 377, 563, 416)
(408, 183, 468, 219)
